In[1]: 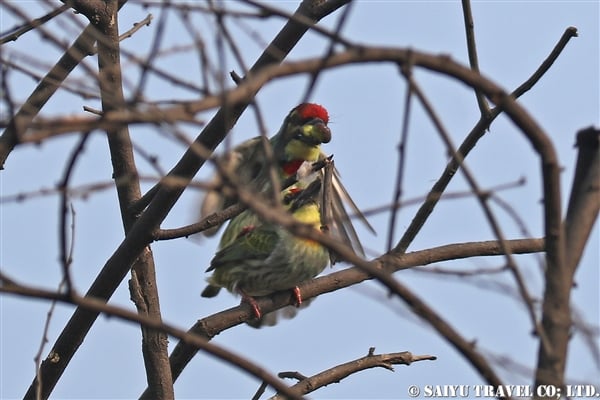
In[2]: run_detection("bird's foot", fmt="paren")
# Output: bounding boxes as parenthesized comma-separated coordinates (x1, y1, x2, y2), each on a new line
(239, 290, 262, 319)
(292, 286, 302, 307)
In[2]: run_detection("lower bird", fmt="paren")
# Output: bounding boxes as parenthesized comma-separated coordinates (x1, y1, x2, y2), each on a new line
(201, 177, 329, 320)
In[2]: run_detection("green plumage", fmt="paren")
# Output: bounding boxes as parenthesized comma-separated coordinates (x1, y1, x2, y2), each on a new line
(201, 179, 329, 299)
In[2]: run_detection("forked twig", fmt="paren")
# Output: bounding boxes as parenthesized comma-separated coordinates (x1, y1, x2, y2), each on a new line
(266, 348, 436, 399)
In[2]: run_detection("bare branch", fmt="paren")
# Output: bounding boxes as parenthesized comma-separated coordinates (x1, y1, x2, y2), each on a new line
(512, 27, 578, 99)
(130, 4, 167, 103)
(86, 1, 173, 398)
(405, 75, 549, 355)
(29, 2, 351, 399)
(154, 202, 247, 240)
(20, 31, 576, 146)
(0, 2, 71, 44)
(33, 201, 76, 399)
(161, 238, 544, 392)
(396, 25, 578, 254)
(0, 23, 98, 169)
(0, 273, 303, 400)
(387, 64, 413, 251)
(243, 0, 355, 49)
(460, 0, 490, 115)
(119, 13, 153, 41)
(269, 349, 437, 399)
(57, 133, 91, 294)
(299, 0, 355, 102)
(534, 126, 599, 392)
(564, 127, 599, 271)
(0, 0, 132, 169)
(356, 177, 526, 221)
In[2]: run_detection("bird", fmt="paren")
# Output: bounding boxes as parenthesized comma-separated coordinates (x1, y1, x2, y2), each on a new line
(201, 102, 331, 236)
(201, 177, 329, 320)
(200, 102, 374, 259)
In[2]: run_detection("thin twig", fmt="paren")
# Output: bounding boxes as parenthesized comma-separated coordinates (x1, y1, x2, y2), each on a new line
(490, 193, 546, 273)
(460, 0, 490, 115)
(57, 133, 91, 294)
(0, 22, 98, 169)
(0, 62, 16, 127)
(300, 0, 354, 102)
(269, 349, 436, 399)
(395, 26, 577, 254)
(33, 199, 76, 400)
(405, 75, 550, 354)
(512, 27, 578, 98)
(353, 177, 526, 221)
(131, 5, 167, 103)
(118, 13, 153, 41)
(0, 2, 71, 44)
(176, 9, 213, 94)
(387, 61, 413, 252)
(212, 1, 250, 79)
(154, 202, 247, 240)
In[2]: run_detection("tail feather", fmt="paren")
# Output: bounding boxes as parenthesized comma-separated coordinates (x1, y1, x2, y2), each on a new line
(201, 284, 222, 298)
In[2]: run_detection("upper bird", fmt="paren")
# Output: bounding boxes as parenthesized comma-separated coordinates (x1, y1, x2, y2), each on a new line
(200, 102, 374, 257)
(201, 103, 331, 230)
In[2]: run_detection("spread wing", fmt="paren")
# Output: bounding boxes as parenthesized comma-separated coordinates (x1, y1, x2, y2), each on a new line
(200, 140, 376, 259)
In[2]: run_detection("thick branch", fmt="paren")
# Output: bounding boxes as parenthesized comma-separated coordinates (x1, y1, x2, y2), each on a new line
(0, 275, 303, 400)
(22, 31, 576, 144)
(534, 127, 599, 392)
(88, 0, 173, 398)
(26, 2, 350, 399)
(25, 0, 173, 399)
(159, 238, 544, 394)
(564, 127, 599, 270)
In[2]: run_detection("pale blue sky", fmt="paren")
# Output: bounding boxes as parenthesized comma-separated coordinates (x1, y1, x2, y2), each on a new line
(1, 1, 598, 398)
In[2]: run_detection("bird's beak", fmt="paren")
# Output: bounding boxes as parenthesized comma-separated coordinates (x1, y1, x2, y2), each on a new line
(300, 118, 331, 145)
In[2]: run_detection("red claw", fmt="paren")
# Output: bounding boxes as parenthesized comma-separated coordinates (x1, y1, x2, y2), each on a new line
(239, 289, 262, 319)
(292, 286, 302, 307)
